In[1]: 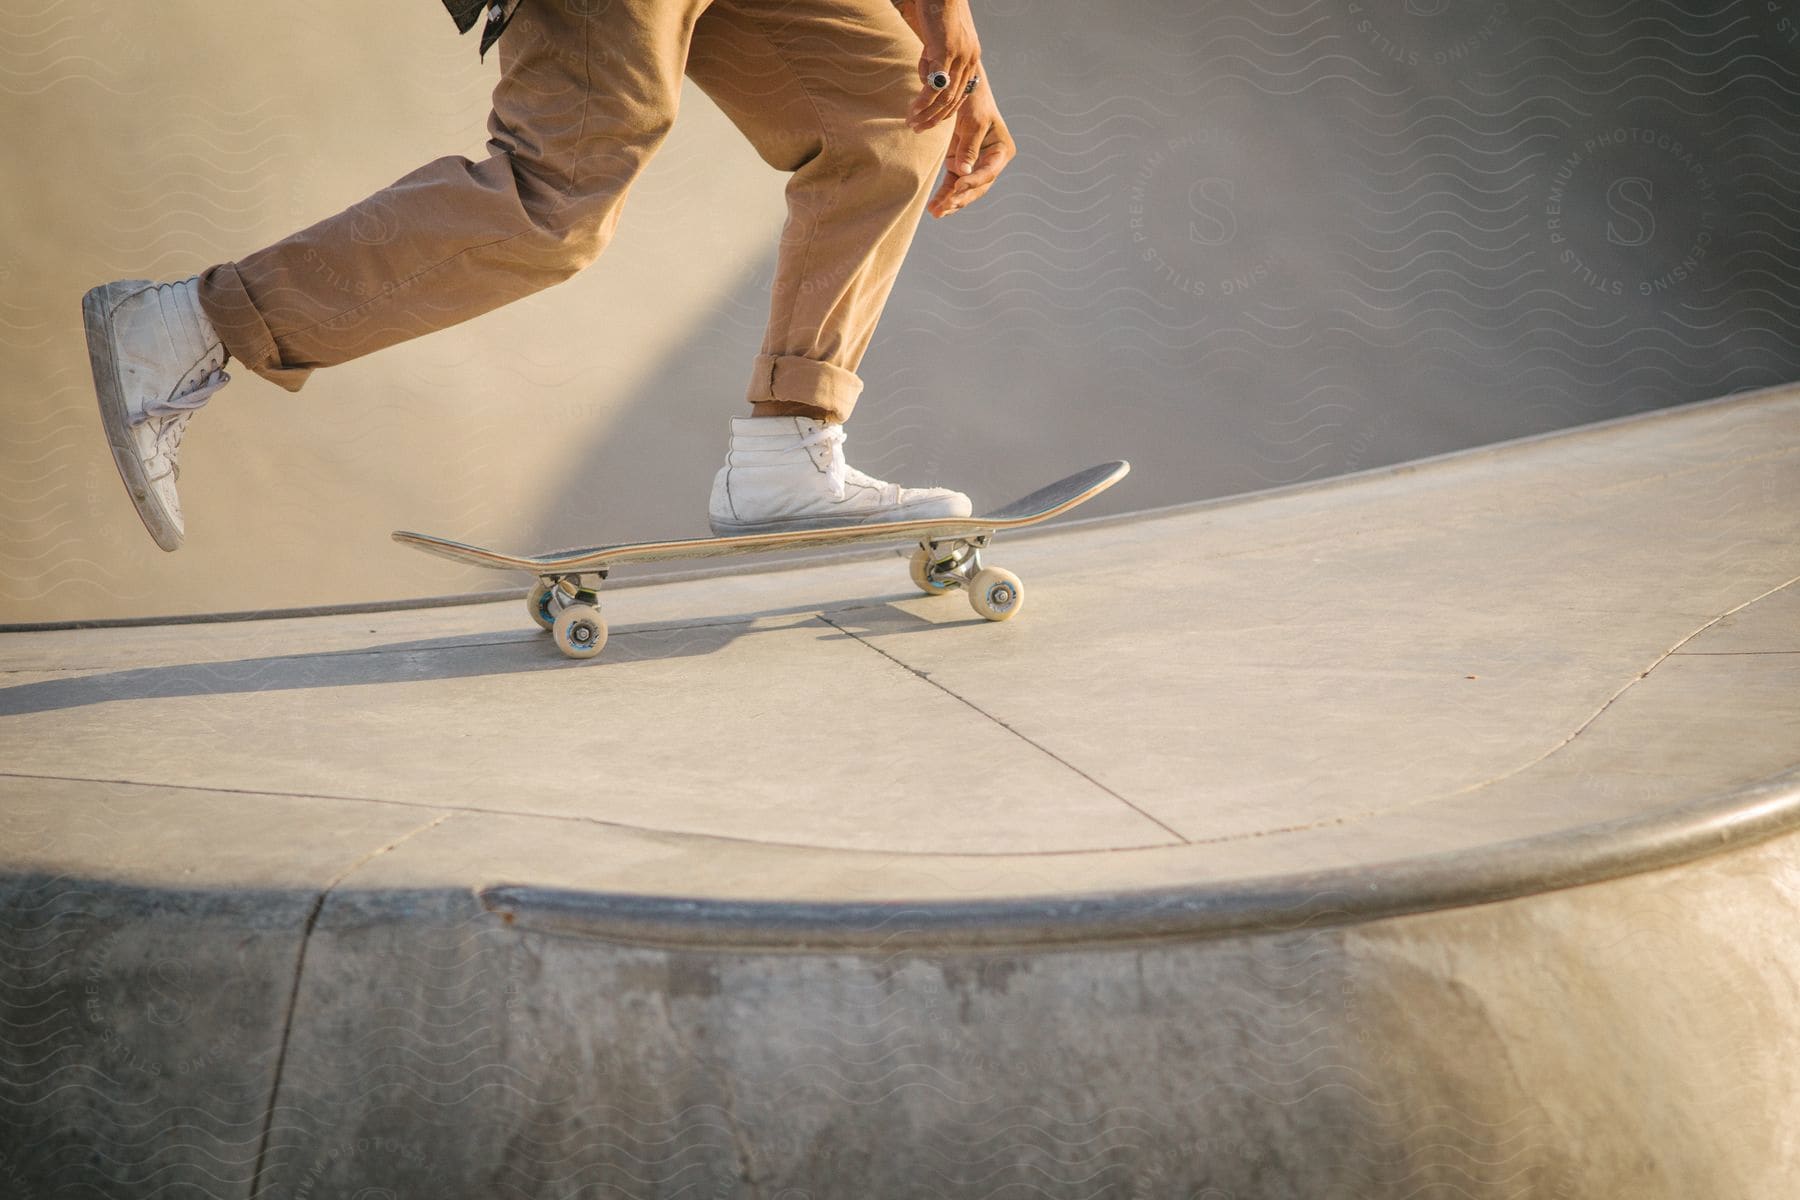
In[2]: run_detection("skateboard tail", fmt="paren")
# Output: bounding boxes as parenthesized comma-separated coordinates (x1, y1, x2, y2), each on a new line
(390, 530, 536, 574)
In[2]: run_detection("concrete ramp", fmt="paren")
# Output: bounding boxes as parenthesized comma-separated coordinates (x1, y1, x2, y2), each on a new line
(3, 389, 1797, 1197)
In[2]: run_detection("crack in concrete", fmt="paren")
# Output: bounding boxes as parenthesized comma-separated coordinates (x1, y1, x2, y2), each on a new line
(1175, 575, 1800, 847)
(246, 810, 454, 1200)
(1439, 574, 1800, 801)
(815, 614, 1191, 844)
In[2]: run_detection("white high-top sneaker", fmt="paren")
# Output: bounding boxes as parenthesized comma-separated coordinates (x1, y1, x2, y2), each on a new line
(709, 416, 972, 535)
(83, 276, 231, 551)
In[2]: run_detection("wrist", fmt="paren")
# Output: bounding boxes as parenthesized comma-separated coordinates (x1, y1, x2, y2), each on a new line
(892, 0, 921, 39)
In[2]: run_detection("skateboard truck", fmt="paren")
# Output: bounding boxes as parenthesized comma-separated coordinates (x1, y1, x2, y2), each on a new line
(526, 572, 609, 659)
(910, 534, 1023, 623)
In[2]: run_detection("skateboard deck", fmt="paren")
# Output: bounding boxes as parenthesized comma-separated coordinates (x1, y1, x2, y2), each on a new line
(393, 460, 1128, 659)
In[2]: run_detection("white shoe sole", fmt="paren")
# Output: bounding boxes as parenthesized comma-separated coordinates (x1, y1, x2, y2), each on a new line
(710, 499, 973, 538)
(84, 280, 183, 553)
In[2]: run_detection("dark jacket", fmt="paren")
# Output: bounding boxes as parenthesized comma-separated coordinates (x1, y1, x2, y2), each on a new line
(441, 0, 515, 58)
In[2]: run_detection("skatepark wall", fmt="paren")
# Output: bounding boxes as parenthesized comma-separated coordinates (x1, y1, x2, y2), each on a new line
(7, 0, 1800, 622)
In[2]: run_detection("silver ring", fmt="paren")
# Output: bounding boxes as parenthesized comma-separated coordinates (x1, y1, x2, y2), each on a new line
(964, 74, 980, 96)
(928, 70, 950, 90)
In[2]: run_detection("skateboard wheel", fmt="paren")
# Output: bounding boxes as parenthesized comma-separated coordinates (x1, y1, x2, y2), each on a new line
(908, 547, 957, 596)
(968, 567, 1024, 622)
(526, 579, 558, 631)
(551, 604, 608, 659)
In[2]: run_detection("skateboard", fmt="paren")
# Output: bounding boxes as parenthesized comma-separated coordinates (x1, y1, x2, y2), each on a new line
(392, 460, 1129, 660)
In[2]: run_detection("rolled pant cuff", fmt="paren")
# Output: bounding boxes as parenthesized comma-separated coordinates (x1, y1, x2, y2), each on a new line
(196, 262, 314, 393)
(746, 354, 863, 423)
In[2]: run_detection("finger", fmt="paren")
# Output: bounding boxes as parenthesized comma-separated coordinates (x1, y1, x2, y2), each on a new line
(933, 165, 993, 216)
(909, 79, 950, 127)
(910, 82, 942, 121)
(928, 165, 970, 217)
(952, 142, 1009, 192)
(911, 88, 951, 130)
(927, 148, 978, 216)
(936, 177, 992, 216)
(927, 172, 959, 217)
(912, 60, 973, 129)
(945, 124, 978, 177)
(931, 63, 977, 126)
(938, 145, 1008, 214)
(909, 54, 948, 111)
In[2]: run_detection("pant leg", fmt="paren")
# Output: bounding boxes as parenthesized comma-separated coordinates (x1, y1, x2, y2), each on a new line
(684, 0, 954, 423)
(198, 0, 709, 391)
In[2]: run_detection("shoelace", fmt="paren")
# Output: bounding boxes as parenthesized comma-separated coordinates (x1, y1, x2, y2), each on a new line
(151, 412, 196, 480)
(797, 423, 851, 499)
(141, 367, 230, 420)
(794, 423, 901, 503)
(141, 367, 229, 481)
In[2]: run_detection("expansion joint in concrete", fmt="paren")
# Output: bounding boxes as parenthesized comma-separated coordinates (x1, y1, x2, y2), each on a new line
(815, 614, 1190, 844)
(246, 810, 455, 1199)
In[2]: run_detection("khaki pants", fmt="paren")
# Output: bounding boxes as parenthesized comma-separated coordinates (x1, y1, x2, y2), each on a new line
(198, 0, 954, 424)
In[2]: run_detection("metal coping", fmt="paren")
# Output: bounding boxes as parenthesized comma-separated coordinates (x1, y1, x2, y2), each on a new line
(478, 765, 1800, 953)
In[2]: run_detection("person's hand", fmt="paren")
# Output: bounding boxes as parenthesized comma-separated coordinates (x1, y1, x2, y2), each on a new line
(907, 0, 981, 132)
(927, 78, 1015, 218)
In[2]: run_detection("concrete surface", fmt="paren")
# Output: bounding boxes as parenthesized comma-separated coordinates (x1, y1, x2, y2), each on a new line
(1, 387, 1797, 1197)
(13, 0, 1800, 621)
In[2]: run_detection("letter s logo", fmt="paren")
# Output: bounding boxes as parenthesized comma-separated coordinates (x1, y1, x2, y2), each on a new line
(1187, 178, 1237, 245)
(146, 960, 194, 1027)
(1604, 177, 1655, 247)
